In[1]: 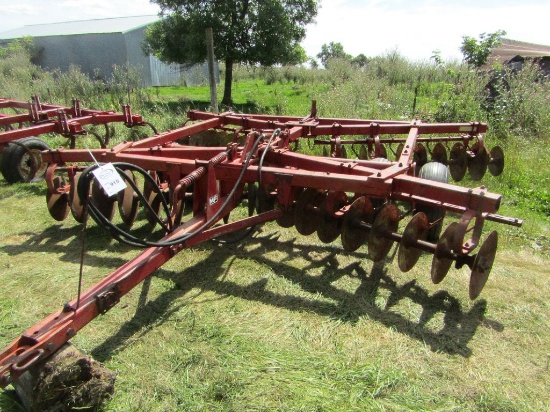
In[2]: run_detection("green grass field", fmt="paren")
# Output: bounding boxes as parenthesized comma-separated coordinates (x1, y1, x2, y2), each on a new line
(1, 59, 549, 411)
(0, 176, 548, 411)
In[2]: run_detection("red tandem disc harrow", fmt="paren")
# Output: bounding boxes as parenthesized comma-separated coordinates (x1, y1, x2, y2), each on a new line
(0, 100, 522, 388)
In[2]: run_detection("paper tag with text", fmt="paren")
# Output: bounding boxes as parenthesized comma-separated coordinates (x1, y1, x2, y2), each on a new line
(92, 163, 127, 197)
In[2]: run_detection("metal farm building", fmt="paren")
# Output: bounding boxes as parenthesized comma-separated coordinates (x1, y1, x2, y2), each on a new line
(0, 15, 214, 87)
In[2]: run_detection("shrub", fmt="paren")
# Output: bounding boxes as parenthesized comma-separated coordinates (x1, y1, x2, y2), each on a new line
(487, 64, 550, 140)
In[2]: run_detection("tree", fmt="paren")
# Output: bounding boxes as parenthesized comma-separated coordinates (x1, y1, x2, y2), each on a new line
(431, 49, 443, 67)
(460, 30, 506, 69)
(351, 53, 368, 68)
(144, 1, 318, 105)
(316, 42, 351, 67)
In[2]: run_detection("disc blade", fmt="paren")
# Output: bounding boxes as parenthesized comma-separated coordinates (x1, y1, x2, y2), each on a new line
(294, 188, 324, 236)
(47, 176, 70, 222)
(469, 231, 498, 299)
(468, 143, 489, 181)
(395, 143, 404, 161)
(488, 146, 505, 177)
(143, 171, 161, 226)
(91, 179, 116, 221)
(341, 196, 373, 252)
(398, 212, 429, 272)
(69, 172, 88, 223)
(358, 145, 369, 160)
(368, 204, 399, 261)
(372, 144, 387, 159)
(449, 143, 467, 181)
(276, 202, 295, 228)
(431, 142, 448, 165)
(247, 182, 257, 216)
(117, 170, 139, 227)
(340, 145, 348, 159)
(317, 191, 348, 243)
(413, 143, 428, 173)
(431, 222, 459, 284)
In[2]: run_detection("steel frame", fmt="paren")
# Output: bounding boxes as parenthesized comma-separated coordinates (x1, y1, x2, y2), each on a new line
(0, 96, 151, 149)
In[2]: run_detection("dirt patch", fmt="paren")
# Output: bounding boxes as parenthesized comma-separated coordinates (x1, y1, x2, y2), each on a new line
(15, 344, 116, 412)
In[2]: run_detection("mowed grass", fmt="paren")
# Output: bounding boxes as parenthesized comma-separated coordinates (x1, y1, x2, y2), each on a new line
(0, 176, 548, 411)
(145, 79, 329, 115)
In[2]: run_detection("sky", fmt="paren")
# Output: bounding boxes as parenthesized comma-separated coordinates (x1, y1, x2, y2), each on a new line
(1, 0, 549, 62)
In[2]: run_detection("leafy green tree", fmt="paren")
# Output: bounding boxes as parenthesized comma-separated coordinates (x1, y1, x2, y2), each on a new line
(309, 57, 319, 69)
(431, 49, 443, 67)
(460, 30, 506, 68)
(316, 42, 351, 67)
(144, 1, 318, 105)
(351, 53, 368, 68)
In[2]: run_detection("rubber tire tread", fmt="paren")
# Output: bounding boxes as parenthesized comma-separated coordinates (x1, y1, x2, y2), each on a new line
(1, 137, 50, 184)
(416, 162, 449, 242)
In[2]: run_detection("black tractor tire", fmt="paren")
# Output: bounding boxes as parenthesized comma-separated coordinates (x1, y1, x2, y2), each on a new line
(1, 137, 50, 184)
(416, 162, 449, 242)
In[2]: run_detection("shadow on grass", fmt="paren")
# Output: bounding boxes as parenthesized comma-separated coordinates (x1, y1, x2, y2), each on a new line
(142, 99, 267, 116)
(0, 181, 45, 200)
(0, 219, 173, 269)
(1, 221, 502, 361)
(85, 230, 501, 361)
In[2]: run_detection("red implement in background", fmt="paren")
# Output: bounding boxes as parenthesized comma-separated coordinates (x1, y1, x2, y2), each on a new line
(0, 96, 155, 183)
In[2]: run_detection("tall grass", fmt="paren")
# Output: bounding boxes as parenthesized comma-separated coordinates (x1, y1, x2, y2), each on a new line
(487, 64, 550, 140)
(1, 39, 549, 220)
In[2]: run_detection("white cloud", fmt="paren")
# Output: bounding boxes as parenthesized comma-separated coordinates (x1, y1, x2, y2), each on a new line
(1, 0, 548, 62)
(303, 0, 550, 61)
(3, 4, 40, 16)
(0, 0, 160, 31)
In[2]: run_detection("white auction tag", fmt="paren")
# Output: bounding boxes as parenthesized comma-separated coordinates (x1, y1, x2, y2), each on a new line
(92, 163, 127, 197)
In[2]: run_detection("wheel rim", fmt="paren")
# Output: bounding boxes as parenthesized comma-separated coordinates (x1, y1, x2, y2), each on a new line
(18, 149, 47, 181)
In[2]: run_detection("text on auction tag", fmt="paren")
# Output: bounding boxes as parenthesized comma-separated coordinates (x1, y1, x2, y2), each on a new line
(92, 163, 127, 197)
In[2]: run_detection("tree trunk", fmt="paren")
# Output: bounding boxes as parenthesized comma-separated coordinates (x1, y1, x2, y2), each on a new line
(222, 56, 234, 106)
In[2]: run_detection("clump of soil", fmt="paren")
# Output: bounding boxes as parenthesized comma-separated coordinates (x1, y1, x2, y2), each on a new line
(16, 344, 116, 412)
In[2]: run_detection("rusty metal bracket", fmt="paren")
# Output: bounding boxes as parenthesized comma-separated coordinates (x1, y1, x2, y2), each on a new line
(96, 285, 121, 315)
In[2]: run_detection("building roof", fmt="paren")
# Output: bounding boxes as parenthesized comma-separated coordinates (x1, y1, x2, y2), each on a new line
(0, 15, 159, 40)
(488, 38, 550, 64)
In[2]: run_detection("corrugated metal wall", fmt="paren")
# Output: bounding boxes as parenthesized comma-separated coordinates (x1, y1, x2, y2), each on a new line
(147, 56, 218, 87)
(9, 25, 219, 88)
(148, 55, 186, 87)
(123, 27, 152, 86)
(34, 33, 128, 80)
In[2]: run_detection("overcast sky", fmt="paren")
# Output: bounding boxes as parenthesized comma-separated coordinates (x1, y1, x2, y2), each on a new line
(1, 0, 549, 62)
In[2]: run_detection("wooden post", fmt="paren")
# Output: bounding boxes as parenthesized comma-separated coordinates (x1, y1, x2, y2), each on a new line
(206, 27, 219, 113)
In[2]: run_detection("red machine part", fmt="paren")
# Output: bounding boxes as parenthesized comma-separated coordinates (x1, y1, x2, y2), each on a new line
(0, 96, 149, 147)
(0, 97, 155, 183)
(0, 105, 522, 388)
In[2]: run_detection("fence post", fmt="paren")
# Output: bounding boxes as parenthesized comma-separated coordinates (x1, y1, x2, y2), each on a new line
(206, 27, 218, 113)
